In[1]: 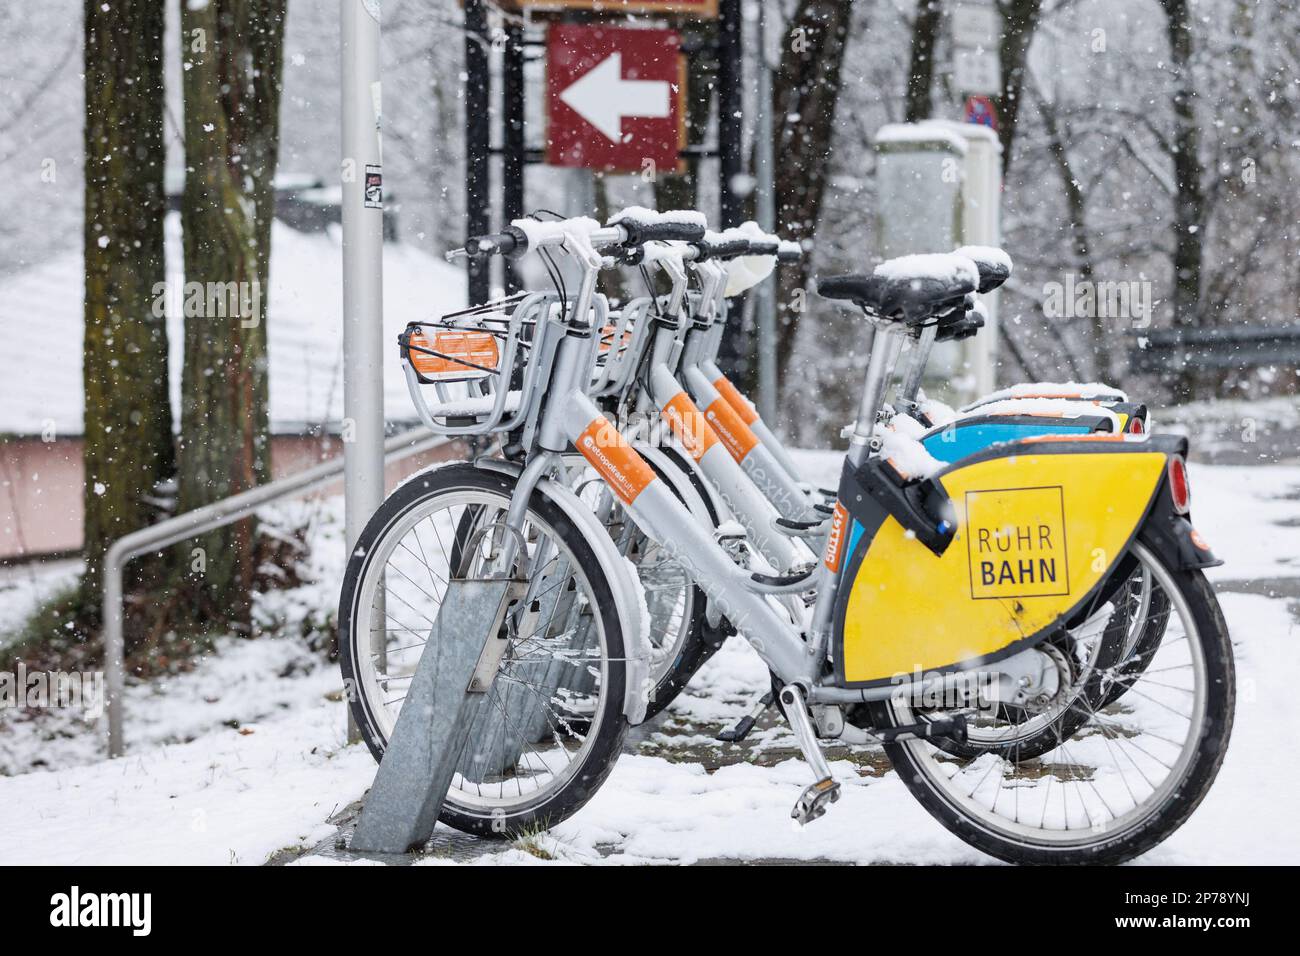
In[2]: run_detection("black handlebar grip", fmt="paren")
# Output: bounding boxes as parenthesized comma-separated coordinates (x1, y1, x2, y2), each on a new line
(745, 238, 780, 255)
(777, 241, 803, 264)
(694, 236, 752, 261)
(613, 211, 707, 246)
(464, 225, 528, 259)
(630, 219, 707, 244)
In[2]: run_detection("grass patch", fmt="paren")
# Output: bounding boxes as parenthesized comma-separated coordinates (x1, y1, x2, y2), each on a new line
(512, 825, 558, 861)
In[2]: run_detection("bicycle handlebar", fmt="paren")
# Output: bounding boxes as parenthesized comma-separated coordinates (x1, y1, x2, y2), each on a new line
(446, 210, 804, 274)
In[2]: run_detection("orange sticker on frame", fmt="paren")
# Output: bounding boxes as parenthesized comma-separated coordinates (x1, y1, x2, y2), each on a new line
(713, 375, 759, 425)
(598, 324, 633, 355)
(576, 417, 657, 505)
(704, 397, 760, 462)
(662, 391, 720, 462)
(823, 502, 848, 573)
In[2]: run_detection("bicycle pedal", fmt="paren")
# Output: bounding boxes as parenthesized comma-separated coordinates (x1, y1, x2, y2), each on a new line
(716, 691, 773, 742)
(791, 777, 841, 825)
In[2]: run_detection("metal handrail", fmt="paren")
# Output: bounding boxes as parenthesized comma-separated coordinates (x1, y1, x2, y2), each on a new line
(102, 426, 453, 756)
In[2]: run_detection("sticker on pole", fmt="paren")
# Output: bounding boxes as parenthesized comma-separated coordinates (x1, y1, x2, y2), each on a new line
(965, 486, 1070, 600)
(364, 165, 383, 209)
(546, 23, 685, 174)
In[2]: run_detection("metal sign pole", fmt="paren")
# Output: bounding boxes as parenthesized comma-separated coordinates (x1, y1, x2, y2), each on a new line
(464, 0, 491, 304)
(716, 0, 744, 227)
(502, 21, 526, 294)
(341, 0, 386, 740)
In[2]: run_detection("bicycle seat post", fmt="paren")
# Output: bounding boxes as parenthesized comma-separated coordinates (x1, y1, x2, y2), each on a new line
(846, 324, 898, 467)
(896, 323, 939, 416)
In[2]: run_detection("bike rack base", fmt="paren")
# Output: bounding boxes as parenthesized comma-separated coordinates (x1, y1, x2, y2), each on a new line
(350, 578, 515, 855)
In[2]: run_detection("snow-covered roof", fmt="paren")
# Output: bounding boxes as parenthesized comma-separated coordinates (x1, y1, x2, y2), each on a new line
(0, 213, 466, 437)
(874, 122, 969, 154)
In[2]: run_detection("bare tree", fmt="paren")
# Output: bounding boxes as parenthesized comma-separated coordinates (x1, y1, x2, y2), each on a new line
(1157, 0, 1205, 339)
(996, 0, 1045, 174)
(176, 0, 287, 629)
(1032, 87, 1110, 376)
(905, 1, 944, 122)
(772, 0, 856, 387)
(80, 0, 174, 626)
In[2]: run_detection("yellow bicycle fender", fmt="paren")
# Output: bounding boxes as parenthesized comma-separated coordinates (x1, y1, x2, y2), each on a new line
(838, 448, 1166, 686)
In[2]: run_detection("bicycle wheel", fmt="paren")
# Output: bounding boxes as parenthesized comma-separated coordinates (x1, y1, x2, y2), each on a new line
(1099, 564, 1173, 708)
(918, 563, 1137, 762)
(338, 463, 629, 836)
(869, 539, 1234, 865)
(929, 561, 1177, 760)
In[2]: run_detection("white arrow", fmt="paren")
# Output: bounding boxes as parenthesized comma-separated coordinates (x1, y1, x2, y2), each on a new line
(559, 52, 671, 143)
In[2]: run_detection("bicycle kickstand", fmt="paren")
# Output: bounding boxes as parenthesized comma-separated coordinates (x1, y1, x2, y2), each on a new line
(716, 691, 773, 743)
(779, 683, 841, 825)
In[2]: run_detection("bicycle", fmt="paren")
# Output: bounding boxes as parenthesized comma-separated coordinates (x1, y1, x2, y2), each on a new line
(338, 212, 1234, 863)
(603, 228, 1171, 745)
(642, 231, 1180, 749)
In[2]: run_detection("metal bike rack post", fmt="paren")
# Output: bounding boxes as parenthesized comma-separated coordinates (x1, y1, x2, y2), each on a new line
(349, 577, 521, 854)
(101, 428, 451, 757)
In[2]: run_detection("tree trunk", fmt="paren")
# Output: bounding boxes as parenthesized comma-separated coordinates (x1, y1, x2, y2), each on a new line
(176, 0, 287, 628)
(1158, 1, 1204, 324)
(1158, 0, 1206, 400)
(996, 0, 1044, 175)
(81, 0, 173, 623)
(905, 1, 944, 123)
(772, 0, 855, 387)
(1037, 95, 1110, 379)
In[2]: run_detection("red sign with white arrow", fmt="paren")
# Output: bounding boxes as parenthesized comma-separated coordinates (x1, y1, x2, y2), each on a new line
(546, 24, 685, 174)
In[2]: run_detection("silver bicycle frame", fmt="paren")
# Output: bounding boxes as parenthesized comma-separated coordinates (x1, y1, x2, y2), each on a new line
(516, 234, 919, 694)
(676, 261, 819, 523)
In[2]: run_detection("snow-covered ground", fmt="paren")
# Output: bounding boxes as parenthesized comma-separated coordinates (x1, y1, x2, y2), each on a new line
(1, 453, 1297, 865)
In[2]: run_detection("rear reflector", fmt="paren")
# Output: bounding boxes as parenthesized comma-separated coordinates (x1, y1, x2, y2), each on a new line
(1168, 455, 1190, 514)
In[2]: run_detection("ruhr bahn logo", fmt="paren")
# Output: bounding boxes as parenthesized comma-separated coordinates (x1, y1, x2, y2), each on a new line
(546, 23, 687, 173)
(965, 486, 1071, 600)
